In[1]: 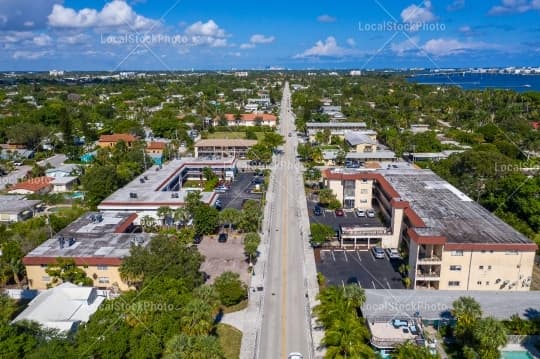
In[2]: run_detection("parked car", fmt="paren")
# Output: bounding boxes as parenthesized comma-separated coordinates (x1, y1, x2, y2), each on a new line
(355, 208, 366, 217)
(367, 209, 376, 218)
(386, 248, 401, 259)
(372, 246, 385, 259)
(215, 186, 228, 193)
(313, 205, 322, 216)
(218, 233, 228, 243)
(334, 208, 344, 216)
(288, 353, 303, 359)
(288, 132, 292, 137)
(192, 234, 202, 244)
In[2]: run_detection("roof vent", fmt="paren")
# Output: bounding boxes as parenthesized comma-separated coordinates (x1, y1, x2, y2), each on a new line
(139, 178, 145, 183)
(68, 237, 75, 246)
(129, 192, 138, 199)
(58, 236, 65, 249)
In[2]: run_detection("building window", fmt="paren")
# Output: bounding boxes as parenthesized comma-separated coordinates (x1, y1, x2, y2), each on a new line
(451, 250, 463, 256)
(506, 250, 518, 255)
(477, 281, 482, 285)
(42, 276, 51, 282)
(98, 277, 109, 284)
(360, 189, 369, 194)
(486, 281, 490, 285)
(449, 265, 462, 271)
(479, 265, 484, 270)
(448, 281, 460, 287)
(97, 265, 108, 271)
(488, 265, 492, 270)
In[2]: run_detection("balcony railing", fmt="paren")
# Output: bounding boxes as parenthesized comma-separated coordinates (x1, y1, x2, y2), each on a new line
(417, 254, 442, 263)
(416, 270, 441, 278)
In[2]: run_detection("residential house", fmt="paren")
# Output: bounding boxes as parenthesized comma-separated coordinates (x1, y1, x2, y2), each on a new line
(8, 177, 53, 195)
(98, 134, 137, 148)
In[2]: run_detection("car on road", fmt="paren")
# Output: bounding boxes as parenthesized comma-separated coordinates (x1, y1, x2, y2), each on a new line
(288, 132, 292, 137)
(355, 208, 366, 217)
(288, 353, 303, 359)
(313, 205, 322, 216)
(367, 209, 376, 218)
(386, 248, 401, 259)
(372, 246, 385, 259)
(215, 185, 228, 193)
(218, 233, 228, 243)
(334, 208, 344, 216)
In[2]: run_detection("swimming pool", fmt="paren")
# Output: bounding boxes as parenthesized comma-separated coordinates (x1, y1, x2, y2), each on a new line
(501, 351, 534, 359)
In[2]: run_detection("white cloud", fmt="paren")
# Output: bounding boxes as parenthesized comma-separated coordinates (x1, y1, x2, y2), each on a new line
(0, 0, 61, 30)
(185, 20, 225, 38)
(346, 38, 356, 47)
(317, 14, 336, 23)
(33, 34, 52, 46)
(23, 21, 34, 27)
(0, 31, 34, 44)
(421, 38, 492, 56)
(12, 50, 51, 60)
(459, 25, 472, 33)
(58, 33, 90, 45)
(447, 0, 465, 11)
(489, 0, 540, 15)
(391, 36, 420, 56)
(48, 1, 157, 29)
(240, 33, 275, 49)
(184, 19, 228, 47)
(401, 2, 437, 24)
(294, 36, 358, 59)
(250, 34, 274, 44)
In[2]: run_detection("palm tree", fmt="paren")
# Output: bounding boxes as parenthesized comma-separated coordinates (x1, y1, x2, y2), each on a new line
(322, 314, 375, 358)
(341, 284, 366, 311)
(452, 296, 482, 344)
(140, 215, 156, 233)
(7, 258, 23, 288)
(157, 206, 173, 227)
(473, 317, 508, 359)
(218, 208, 241, 228)
(180, 299, 214, 336)
(391, 341, 438, 359)
(164, 334, 223, 359)
(174, 207, 191, 228)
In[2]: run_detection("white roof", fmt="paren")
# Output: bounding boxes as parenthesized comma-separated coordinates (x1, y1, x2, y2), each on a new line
(345, 131, 377, 146)
(12, 283, 105, 332)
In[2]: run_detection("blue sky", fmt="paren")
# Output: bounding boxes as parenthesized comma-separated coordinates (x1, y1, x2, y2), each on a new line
(0, 0, 539, 70)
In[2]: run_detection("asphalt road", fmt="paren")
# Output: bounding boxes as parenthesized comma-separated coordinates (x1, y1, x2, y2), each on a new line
(259, 83, 311, 358)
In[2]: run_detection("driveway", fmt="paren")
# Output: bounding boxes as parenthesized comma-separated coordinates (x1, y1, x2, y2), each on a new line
(315, 249, 405, 289)
(1, 165, 31, 189)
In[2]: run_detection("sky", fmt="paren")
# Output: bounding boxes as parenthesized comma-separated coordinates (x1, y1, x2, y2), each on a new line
(0, 0, 539, 71)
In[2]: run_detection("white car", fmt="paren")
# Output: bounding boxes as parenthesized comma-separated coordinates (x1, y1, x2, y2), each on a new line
(367, 209, 376, 218)
(386, 248, 401, 259)
(288, 353, 303, 359)
(355, 208, 366, 217)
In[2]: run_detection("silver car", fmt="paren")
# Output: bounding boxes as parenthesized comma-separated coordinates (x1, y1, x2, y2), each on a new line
(372, 246, 385, 259)
(288, 353, 303, 359)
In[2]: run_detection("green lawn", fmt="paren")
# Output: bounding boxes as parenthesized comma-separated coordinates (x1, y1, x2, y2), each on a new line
(217, 323, 242, 359)
(206, 132, 265, 140)
(221, 300, 248, 314)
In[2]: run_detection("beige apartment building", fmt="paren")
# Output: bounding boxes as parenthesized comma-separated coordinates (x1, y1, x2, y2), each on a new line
(23, 212, 152, 291)
(322, 165, 537, 291)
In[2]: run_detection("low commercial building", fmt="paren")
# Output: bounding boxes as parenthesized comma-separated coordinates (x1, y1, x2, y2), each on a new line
(0, 195, 42, 223)
(12, 283, 105, 333)
(322, 166, 537, 291)
(214, 113, 277, 127)
(23, 212, 152, 291)
(98, 133, 137, 148)
(194, 139, 257, 159)
(98, 158, 234, 219)
(306, 122, 368, 141)
(45, 164, 80, 178)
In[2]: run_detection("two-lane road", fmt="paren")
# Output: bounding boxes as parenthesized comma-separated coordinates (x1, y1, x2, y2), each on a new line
(259, 83, 311, 358)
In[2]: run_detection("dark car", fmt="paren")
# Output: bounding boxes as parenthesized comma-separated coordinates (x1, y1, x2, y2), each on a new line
(313, 206, 322, 216)
(193, 234, 202, 244)
(335, 208, 344, 216)
(218, 233, 228, 243)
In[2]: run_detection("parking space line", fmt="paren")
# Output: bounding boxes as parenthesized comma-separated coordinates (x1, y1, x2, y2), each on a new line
(372, 280, 376, 289)
(331, 250, 336, 261)
(356, 251, 362, 262)
(343, 251, 348, 262)
(386, 280, 391, 289)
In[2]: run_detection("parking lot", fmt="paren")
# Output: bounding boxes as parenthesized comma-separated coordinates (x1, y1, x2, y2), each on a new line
(198, 232, 250, 285)
(315, 249, 405, 289)
(217, 172, 263, 210)
(306, 198, 384, 231)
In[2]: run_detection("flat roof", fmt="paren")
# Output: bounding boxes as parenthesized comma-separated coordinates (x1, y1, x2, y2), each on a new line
(0, 195, 41, 213)
(51, 176, 78, 185)
(362, 289, 540, 320)
(194, 139, 258, 147)
(346, 151, 396, 160)
(23, 212, 151, 265)
(99, 158, 233, 208)
(380, 168, 533, 246)
(306, 122, 367, 128)
(345, 131, 377, 145)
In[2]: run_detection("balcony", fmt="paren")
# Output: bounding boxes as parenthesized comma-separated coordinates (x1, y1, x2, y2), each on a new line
(416, 270, 441, 279)
(417, 254, 442, 264)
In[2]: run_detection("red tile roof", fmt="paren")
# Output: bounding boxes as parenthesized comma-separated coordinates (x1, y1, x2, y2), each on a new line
(10, 176, 53, 192)
(99, 134, 137, 143)
(146, 141, 166, 150)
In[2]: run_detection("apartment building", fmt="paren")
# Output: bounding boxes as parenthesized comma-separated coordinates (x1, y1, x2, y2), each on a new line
(194, 139, 257, 159)
(214, 113, 277, 127)
(23, 212, 152, 291)
(322, 166, 537, 291)
(306, 122, 368, 141)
